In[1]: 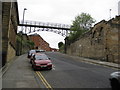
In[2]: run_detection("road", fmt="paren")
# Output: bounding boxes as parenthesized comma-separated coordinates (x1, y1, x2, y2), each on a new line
(2, 52, 117, 89)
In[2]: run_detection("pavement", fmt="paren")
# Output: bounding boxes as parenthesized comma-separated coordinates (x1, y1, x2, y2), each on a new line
(2, 54, 40, 88)
(2, 56, 19, 76)
(64, 53, 120, 70)
(53, 52, 120, 70)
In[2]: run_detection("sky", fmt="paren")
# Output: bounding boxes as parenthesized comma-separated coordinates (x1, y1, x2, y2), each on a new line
(17, 0, 119, 49)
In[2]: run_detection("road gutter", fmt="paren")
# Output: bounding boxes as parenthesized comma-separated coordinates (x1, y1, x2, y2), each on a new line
(58, 52, 120, 70)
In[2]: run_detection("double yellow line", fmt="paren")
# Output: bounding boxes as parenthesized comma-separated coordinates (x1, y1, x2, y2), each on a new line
(36, 71, 53, 90)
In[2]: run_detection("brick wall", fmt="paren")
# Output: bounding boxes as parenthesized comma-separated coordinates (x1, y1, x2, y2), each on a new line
(29, 34, 51, 51)
(66, 16, 120, 63)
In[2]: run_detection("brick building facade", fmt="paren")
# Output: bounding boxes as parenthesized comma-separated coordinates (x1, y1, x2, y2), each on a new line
(2, 1, 19, 66)
(29, 33, 51, 51)
(50, 48, 59, 52)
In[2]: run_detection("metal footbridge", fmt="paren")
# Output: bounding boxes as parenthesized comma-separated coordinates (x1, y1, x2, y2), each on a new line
(19, 20, 71, 37)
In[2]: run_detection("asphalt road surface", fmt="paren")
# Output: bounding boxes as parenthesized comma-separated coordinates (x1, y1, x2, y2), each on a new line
(2, 52, 117, 89)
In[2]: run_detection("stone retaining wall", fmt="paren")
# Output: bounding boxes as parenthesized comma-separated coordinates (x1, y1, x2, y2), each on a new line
(66, 16, 120, 63)
(2, 2, 19, 66)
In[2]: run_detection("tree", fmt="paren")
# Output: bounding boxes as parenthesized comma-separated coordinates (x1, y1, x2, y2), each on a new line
(71, 13, 96, 32)
(58, 42, 64, 49)
(68, 13, 96, 43)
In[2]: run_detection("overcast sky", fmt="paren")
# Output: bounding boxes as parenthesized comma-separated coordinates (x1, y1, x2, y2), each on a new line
(17, 0, 119, 49)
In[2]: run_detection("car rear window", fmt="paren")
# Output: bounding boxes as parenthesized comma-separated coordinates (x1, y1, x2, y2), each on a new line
(35, 55, 49, 60)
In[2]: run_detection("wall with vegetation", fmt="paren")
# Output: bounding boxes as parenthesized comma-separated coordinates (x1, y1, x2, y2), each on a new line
(66, 16, 120, 63)
(16, 34, 34, 55)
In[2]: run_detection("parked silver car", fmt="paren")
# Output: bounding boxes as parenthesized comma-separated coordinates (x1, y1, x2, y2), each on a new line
(109, 71, 120, 90)
(27, 50, 36, 58)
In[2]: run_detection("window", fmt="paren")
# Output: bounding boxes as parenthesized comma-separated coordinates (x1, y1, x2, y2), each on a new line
(35, 55, 49, 60)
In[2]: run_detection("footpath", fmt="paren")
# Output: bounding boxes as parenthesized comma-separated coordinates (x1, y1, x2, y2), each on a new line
(2, 54, 40, 88)
(74, 56, 119, 69)
(59, 52, 120, 70)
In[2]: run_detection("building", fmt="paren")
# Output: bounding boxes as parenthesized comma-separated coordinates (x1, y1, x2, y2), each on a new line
(29, 33, 51, 51)
(118, 1, 120, 15)
(2, 1, 19, 66)
(50, 48, 59, 52)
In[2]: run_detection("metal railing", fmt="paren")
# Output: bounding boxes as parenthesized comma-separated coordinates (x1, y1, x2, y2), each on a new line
(19, 20, 72, 37)
(19, 20, 71, 29)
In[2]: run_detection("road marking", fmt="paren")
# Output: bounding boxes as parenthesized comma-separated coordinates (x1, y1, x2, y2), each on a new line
(36, 71, 53, 90)
(52, 65, 55, 70)
(52, 68, 55, 70)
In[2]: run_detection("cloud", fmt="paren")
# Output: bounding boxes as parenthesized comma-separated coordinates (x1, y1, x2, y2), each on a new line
(38, 31, 65, 49)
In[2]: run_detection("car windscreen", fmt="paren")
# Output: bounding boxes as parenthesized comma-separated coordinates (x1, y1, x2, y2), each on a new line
(36, 50, 41, 53)
(36, 50, 45, 53)
(35, 55, 49, 60)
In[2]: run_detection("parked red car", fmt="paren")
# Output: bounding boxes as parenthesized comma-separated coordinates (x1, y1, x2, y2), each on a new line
(31, 53, 52, 70)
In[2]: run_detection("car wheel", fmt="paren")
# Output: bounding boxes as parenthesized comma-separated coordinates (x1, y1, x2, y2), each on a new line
(111, 79, 120, 90)
(32, 65, 37, 71)
(30, 60, 32, 64)
(48, 68, 52, 70)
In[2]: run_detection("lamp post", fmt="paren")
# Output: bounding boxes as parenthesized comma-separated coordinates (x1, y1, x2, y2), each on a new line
(109, 9, 111, 20)
(21, 8, 27, 55)
(22, 8, 27, 25)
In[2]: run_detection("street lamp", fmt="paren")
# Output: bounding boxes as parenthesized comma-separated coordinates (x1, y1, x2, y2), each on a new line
(22, 8, 27, 25)
(21, 8, 27, 55)
(109, 9, 112, 19)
